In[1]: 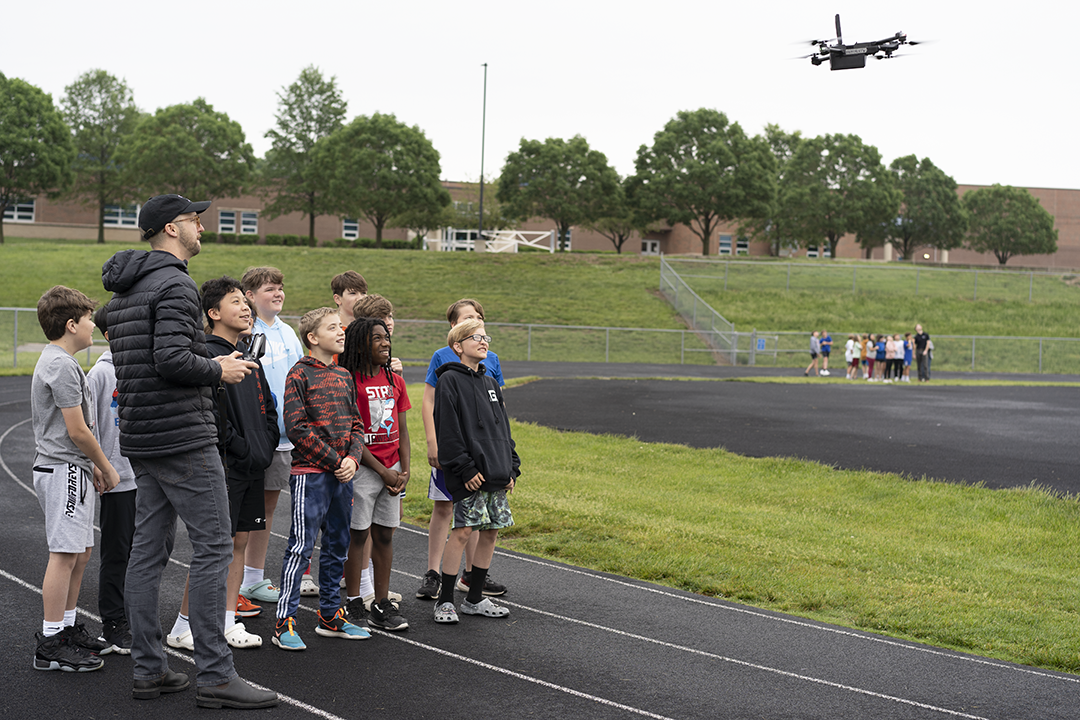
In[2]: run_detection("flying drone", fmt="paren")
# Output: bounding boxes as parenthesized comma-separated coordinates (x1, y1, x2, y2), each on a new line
(803, 14, 922, 70)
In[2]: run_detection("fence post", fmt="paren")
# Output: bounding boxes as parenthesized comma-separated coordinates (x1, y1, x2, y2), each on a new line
(973, 270, 978, 301)
(1030, 272, 1034, 302)
(692, 295, 698, 330)
(750, 329, 757, 366)
(915, 267, 919, 296)
(680, 330, 685, 364)
(724, 261, 729, 291)
(971, 337, 976, 371)
(852, 267, 857, 295)
(786, 263, 791, 291)
(605, 328, 610, 363)
(12, 309, 18, 369)
(527, 325, 532, 361)
(1039, 337, 1043, 373)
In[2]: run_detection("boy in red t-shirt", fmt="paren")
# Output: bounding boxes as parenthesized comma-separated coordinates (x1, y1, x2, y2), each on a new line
(339, 317, 411, 631)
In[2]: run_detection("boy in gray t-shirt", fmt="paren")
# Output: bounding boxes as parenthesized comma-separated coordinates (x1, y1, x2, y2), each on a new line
(30, 286, 119, 673)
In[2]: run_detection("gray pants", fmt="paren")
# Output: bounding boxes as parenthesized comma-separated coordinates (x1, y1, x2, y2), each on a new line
(127, 445, 235, 687)
(917, 353, 930, 381)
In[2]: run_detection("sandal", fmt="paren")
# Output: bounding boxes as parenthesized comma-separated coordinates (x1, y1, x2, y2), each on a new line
(433, 602, 459, 624)
(459, 598, 509, 618)
(224, 622, 263, 648)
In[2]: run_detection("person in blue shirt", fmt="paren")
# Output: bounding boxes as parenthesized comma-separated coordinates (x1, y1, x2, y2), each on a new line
(415, 299, 507, 602)
(819, 331, 832, 376)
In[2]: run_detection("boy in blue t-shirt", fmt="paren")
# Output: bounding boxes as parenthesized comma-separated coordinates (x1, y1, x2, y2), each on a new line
(415, 299, 506, 602)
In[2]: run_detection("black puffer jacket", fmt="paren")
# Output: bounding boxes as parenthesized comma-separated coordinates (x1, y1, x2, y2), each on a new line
(206, 333, 278, 480)
(102, 249, 222, 458)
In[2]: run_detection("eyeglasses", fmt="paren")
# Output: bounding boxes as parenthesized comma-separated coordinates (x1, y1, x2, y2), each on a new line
(172, 215, 203, 229)
(465, 334, 492, 344)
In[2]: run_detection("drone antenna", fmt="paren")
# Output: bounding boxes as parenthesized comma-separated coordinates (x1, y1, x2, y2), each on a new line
(835, 14, 843, 46)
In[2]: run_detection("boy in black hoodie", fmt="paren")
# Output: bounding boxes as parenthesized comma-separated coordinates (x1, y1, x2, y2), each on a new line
(167, 277, 278, 652)
(432, 318, 520, 624)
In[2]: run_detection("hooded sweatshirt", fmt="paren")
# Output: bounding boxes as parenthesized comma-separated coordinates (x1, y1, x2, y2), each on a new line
(433, 361, 520, 503)
(205, 333, 279, 481)
(101, 249, 222, 457)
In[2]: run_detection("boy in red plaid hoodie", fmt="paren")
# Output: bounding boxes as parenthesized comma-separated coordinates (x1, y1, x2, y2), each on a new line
(273, 308, 369, 650)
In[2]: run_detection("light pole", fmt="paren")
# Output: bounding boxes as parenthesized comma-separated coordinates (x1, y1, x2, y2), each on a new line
(478, 62, 487, 250)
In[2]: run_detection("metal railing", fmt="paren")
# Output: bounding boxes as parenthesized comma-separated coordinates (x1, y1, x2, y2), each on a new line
(659, 256, 738, 363)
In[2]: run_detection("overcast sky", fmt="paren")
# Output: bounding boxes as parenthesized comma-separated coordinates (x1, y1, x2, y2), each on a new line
(6, 1, 1077, 190)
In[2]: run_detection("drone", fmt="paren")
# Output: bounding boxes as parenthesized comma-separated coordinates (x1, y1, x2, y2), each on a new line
(804, 14, 922, 70)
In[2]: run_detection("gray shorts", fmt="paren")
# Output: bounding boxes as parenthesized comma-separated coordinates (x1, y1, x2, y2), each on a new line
(349, 462, 402, 531)
(34, 462, 96, 553)
(264, 449, 292, 492)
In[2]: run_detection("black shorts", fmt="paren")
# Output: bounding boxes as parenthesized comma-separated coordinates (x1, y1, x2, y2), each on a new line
(227, 474, 266, 535)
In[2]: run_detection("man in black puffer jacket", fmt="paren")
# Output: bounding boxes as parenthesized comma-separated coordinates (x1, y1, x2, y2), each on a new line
(101, 194, 276, 710)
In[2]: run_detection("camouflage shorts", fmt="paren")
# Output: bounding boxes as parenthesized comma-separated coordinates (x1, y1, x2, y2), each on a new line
(452, 489, 514, 531)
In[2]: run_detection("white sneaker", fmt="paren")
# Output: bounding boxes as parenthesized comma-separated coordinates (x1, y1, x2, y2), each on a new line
(362, 591, 403, 611)
(299, 575, 318, 597)
(821, 370, 830, 376)
(166, 629, 193, 651)
(224, 622, 263, 649)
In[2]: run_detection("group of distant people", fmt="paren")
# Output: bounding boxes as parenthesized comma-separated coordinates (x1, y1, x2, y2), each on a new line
(805, 325, 934, 383)
(29, 194, 520, 709)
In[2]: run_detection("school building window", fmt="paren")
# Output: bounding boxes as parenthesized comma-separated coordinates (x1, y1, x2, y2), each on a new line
(104, 203, 138, 227)
(342, 218, 359, 240)
(219, 210, 236, 233)
(641, 239, 660, 255)
(736, 236, 749, 255)
(240, 211, 258, 234)
(2, 199, 34, 222)
(806, 245, 832, 259)
(718, 234, 732, 255)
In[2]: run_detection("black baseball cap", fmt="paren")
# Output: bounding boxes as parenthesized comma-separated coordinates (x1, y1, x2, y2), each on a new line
(139, 194, 212, 241)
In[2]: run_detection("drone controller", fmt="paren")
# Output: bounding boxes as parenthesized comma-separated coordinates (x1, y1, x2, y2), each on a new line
(242, 333, 267, 363)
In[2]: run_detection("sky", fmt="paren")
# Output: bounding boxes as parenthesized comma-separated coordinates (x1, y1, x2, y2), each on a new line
(5, 1, 1078, 190)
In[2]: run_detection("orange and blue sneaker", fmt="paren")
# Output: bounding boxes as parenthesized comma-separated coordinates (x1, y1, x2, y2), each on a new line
(271, 617, 306, 651)
(314, 608, 370, 640)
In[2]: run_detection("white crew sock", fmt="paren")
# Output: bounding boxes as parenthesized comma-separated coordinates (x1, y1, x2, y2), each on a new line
(63, 609, 76, 628)
(225, 610, 236, 630)
(170, 613, 190, 637)
(359, 560, 374, 598)
(242, 565, 264, 588)
(42, 620, 64, 637)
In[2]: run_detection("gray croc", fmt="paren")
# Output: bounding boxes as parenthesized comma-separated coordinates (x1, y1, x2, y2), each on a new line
(460, 597, 509, 618)
(434, 602, 459, 624)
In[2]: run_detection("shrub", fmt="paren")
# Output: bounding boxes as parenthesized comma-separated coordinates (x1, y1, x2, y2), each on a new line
(282, 234, 301, 247)
(307, 235, 318, 248)
(241, 234, 259, 245)
(219, 233, 238, 245)
(201, 231, 218, 244)
(265, 234, 283, 246)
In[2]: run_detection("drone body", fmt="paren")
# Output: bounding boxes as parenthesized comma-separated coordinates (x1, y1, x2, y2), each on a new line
(807, 14, 920, 70)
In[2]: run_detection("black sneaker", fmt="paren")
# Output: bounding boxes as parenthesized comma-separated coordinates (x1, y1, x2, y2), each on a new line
(415, 569, 440, 600)
(345, 597, 368, 626)
(69, 621, 114, 655)
(102, 618, 132, 655)
(456, 572, 508, 597)
(34, 630, 104, 672)
(368, 598, 409, 631)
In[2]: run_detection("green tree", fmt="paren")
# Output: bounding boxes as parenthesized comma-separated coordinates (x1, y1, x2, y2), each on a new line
(318, 113, 449, 247)
(862, 155, 968, 261)
(116, 98, 255, 202)
(738, 123, 802, 256)
(496, 135, 620, 252)
(582, 176, 653, 254)
(61, 69, 142, 244)
(962, 185, 1057, 265)
(0, 74, 74, 244)
(632, 109, 775, 256)
(262, 66, 347, 243)
(783, 133, 901, 259)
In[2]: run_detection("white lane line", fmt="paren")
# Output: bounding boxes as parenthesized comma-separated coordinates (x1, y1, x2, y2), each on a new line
(396, 527, 1080, 688)
(492, 597, 989, 720)
(0, 418, 34, 494)
(0, 567, 347, 720)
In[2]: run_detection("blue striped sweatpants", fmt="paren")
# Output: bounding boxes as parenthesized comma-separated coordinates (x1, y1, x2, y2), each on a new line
(276, 472, 353, 619)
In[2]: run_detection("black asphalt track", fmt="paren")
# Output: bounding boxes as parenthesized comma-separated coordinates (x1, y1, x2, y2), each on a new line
(4, 370, 1080, 719)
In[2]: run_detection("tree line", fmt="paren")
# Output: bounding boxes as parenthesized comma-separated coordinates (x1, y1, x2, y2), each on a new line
(0, 69, 1059, 263)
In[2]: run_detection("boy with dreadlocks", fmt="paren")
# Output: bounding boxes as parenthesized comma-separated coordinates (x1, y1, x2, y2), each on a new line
(339, 317, 411, 631)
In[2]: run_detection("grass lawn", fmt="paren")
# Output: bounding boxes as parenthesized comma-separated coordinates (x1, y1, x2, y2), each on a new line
(398, 379, 1080, 675)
